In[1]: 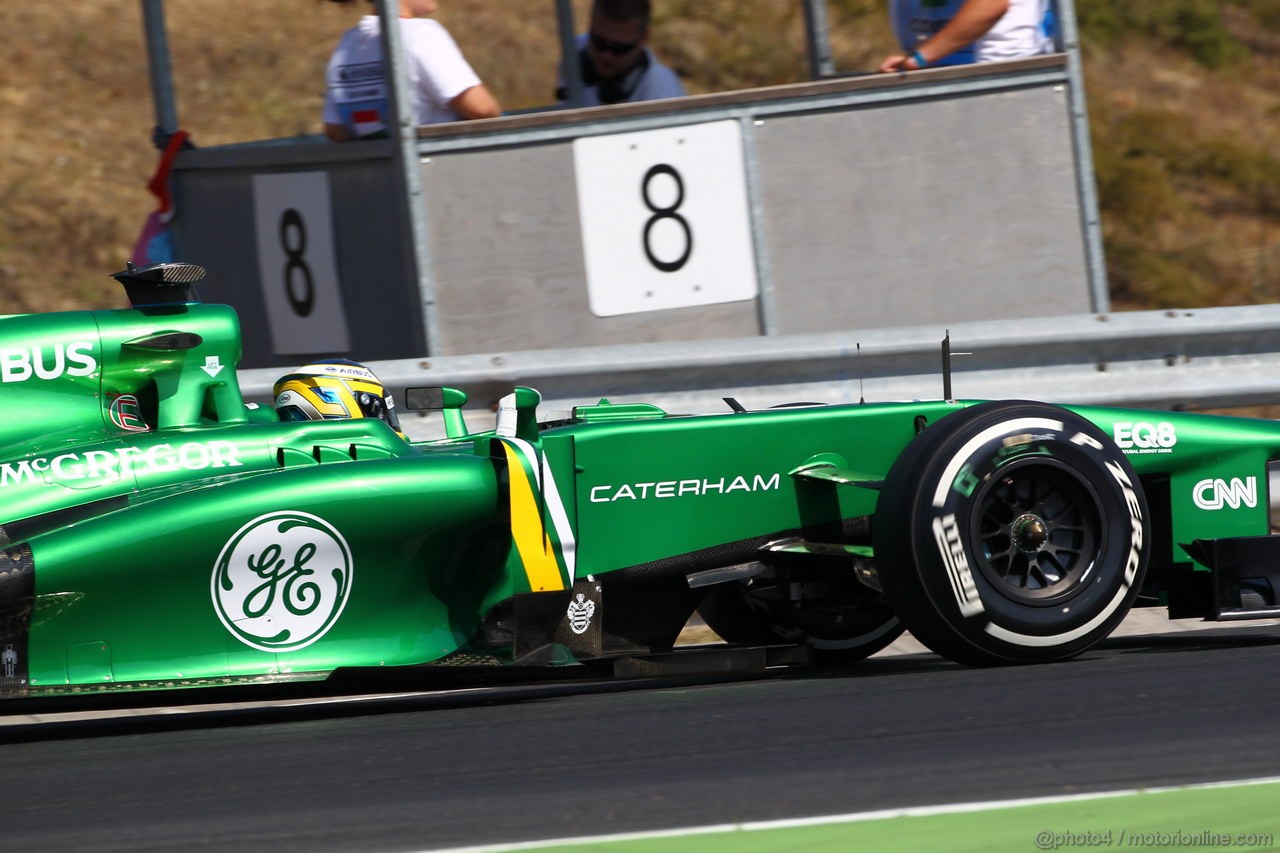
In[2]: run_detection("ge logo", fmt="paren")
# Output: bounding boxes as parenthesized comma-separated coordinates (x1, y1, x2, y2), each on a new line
(279, 209, 315, 317)
(211, 511, 353, 653)
(641, 164, 692, 273)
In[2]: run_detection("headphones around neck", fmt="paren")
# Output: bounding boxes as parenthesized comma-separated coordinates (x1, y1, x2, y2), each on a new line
(557, 47, 651, 105)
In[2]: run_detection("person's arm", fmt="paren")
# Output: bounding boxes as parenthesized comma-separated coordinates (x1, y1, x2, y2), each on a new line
(324, 122, 352, 142)
(448, 84, 502, 120)
(878, 0, 1010, 72)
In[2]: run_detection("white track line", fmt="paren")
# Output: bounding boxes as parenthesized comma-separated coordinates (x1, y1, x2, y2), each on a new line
(423, 775, 1280, 853)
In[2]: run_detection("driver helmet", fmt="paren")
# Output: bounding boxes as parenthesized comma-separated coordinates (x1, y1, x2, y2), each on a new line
(273, 358, 403, 435)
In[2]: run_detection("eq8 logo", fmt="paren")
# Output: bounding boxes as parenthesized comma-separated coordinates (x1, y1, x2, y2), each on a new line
(212, 511, 353, 653)
(1193, 477, 1258, 511)
(1113, 422, 1176, 453)
(1, 342, 96, 383)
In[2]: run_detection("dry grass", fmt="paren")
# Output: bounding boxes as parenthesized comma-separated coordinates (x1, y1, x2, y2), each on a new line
(1082, 3, 1280, 309)
(0, 1, 1277, 314)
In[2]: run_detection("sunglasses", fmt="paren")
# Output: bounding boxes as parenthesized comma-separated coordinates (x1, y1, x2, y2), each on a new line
(589, 33, 641, 56)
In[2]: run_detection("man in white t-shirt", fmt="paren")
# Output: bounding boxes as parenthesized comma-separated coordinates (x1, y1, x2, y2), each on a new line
(323, 0, 500, 142)
(877, 0, 1054, 73)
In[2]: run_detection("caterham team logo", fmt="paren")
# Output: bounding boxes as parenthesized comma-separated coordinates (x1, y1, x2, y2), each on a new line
(212, 511, 353, 653)
(567, 593, 596, 635)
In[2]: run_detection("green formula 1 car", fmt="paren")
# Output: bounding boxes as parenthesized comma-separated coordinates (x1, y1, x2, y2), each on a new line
(1, 263, 1277, 700)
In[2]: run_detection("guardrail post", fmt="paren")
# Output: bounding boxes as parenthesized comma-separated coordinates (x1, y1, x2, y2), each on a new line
(140, 0, 179, 146)
(1055, 0, 1110, 313)
(376, 0, 441, 354)
(801, 0, 836, 79)
(555, 0, 585, 108)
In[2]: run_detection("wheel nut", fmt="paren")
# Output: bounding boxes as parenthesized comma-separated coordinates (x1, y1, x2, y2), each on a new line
(1012, 514, 1048, 552)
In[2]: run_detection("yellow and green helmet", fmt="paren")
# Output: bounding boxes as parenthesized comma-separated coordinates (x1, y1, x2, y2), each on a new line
(273, 359, 403, 436)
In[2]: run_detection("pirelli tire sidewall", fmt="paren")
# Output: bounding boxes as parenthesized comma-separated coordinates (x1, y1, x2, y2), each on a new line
(875, 401, 1150, 665)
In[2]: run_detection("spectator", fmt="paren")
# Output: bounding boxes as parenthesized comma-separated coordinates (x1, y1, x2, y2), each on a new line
(557, 0, 685, 107)
(878, 0, 1053, 73)
(323, 0, 500, 142)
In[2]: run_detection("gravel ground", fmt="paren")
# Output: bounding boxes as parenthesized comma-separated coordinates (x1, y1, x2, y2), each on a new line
(877, 609, 1280, 656)
(677, 608, 1280, 657)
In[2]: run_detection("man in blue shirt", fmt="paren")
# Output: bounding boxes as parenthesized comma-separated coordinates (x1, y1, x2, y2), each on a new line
(879, 0, 1053, 71)
(558, 0, 685, 107)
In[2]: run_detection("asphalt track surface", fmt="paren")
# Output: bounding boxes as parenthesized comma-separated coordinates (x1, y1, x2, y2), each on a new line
(7, 625, 1280, 852)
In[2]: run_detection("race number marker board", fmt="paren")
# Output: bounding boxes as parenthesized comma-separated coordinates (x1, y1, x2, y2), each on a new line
(252, 172, 351, 355)
(573, 120, 759, 317)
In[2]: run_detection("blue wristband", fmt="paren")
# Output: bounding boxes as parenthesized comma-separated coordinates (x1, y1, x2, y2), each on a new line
(911, 50, 928, 68)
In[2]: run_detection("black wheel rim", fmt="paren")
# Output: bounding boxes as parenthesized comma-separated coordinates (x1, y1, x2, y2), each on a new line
(970, 459, 1103, 606)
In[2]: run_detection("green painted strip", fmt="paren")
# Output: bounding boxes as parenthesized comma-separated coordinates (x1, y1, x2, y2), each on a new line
(436, 779, 1280, 853)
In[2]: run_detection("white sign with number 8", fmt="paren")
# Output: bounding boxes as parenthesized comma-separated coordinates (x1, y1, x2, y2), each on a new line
(252, 172, 351, 355)
(573, 120, 759, 317)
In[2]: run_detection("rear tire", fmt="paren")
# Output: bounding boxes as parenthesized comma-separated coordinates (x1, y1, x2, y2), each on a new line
(874, 401, 1149, 666)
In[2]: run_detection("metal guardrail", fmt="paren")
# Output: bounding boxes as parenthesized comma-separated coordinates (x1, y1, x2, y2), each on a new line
(238, 303, 1280, 440)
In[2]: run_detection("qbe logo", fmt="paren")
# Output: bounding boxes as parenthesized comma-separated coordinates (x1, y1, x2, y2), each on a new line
(1113, 422, 1176, 454)
(212, 511, 353, 652)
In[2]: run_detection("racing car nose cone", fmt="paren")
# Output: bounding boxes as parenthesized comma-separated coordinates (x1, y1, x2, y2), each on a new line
(1012, 514, 1048, 552)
